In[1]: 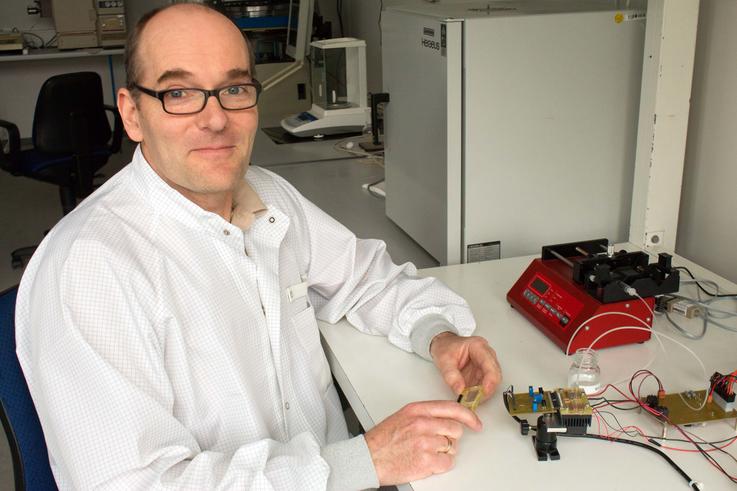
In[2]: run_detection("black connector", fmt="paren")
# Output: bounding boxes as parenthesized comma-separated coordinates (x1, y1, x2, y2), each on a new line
(520, 419, 530, 436)
(710, 372, 736, 402)
(654, 295, 673, 313)
(644, 395, 669, 418)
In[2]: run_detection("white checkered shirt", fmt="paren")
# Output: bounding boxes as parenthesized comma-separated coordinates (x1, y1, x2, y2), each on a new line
(15, 146, 476, 490)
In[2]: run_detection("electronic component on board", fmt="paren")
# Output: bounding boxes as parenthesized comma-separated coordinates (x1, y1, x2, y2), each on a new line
(641, 371, 737, 433)
(457, 385, 484, 412)
(503, 385, 593, 460)
(505, 386, 592, 430)
(711, 371, 736, 413)
(503, 380, 721, 487)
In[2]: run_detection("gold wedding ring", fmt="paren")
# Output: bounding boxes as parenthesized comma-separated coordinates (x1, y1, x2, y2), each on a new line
(439, 435, 453, 454)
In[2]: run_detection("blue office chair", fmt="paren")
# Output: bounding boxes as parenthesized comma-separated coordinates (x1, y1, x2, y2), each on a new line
(0, 71, 123, 268)
(0, 285, 58, 490)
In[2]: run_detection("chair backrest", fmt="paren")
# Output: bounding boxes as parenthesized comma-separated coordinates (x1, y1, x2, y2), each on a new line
(32, 72, 112, 154)
(0, 286, 57, 490)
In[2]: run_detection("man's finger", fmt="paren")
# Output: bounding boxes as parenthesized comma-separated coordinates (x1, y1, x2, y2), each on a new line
(433, 418, 464, 440)
(430, 452, 455, 474)
(406, 400, 482, 431)
(441, 367, 466, 395)
(432, 434, 457, 455)
(481, 364, 501, 398)
(473, 345, 501, 397)
(482, 371, 500, 399)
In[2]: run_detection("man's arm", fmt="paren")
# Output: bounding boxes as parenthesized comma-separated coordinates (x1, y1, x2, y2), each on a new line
(288, 182, 501, 393)
(278, 185, 474, 355)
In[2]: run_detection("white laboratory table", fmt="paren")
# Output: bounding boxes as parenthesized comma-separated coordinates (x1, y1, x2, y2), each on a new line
(319, 249, 737, 490)
(251, 125, 365, 167)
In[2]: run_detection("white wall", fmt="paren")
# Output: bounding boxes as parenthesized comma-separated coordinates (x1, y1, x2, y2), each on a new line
(676, 0, 737, 284)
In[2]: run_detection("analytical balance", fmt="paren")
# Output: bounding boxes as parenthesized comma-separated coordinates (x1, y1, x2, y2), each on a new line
(281, 37, 368, 137)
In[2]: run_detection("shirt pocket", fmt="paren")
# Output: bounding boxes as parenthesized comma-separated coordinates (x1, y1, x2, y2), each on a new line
(291, 305, 333, 394)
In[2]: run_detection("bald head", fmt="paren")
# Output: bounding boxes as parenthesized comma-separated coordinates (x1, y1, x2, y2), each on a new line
(125, 3, 254, 91)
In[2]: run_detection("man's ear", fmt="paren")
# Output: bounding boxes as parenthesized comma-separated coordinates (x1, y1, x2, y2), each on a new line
(117, 88, 143, 142)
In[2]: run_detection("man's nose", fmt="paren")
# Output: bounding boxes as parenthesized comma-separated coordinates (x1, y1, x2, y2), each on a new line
(196, 94, 228, 131)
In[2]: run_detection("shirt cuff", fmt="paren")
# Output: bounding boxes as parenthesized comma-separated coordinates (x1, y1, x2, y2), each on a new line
(410, 313, 460, 361)
(322, 435, 380, 491)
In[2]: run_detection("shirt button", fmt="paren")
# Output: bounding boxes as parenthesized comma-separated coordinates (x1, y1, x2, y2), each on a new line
(269, 217, 275, 223)
(223, 229, 230, 236)
(285, 402, 290, 410)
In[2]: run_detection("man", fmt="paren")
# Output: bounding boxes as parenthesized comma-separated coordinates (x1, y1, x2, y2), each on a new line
(15, 4, 501, 489)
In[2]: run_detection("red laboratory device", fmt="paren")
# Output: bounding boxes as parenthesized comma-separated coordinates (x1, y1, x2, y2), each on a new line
(507, 239, 680, 354)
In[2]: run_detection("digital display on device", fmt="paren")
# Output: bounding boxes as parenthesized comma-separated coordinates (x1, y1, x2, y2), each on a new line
(531, 277, 549, 295)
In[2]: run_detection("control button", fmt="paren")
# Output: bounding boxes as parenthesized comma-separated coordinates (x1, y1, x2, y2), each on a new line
(560, 316, 569, 326)
(524, 290, 539, 304)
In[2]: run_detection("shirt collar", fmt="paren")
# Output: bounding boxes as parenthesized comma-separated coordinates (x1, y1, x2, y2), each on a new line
(130, 144, 267, 232)
(230, 177, 267, 230)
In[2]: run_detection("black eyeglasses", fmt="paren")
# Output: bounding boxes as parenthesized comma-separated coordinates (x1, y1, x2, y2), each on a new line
(133, 80, 262, 115)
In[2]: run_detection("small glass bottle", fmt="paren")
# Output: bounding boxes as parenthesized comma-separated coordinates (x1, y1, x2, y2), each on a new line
(567, 348, 601, 394)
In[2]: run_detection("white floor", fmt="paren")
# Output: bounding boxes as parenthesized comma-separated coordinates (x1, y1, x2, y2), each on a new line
(0, 136, 437, 487)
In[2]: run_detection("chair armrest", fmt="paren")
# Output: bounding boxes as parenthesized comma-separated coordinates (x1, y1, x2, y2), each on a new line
(0, 119, 21, 172)
(0, 119, 21, 155)
(104, 105, 123, 154)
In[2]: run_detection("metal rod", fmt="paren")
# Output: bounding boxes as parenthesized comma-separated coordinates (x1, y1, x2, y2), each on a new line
(574, 246, 589, 256)
(548, 249, 574, 268)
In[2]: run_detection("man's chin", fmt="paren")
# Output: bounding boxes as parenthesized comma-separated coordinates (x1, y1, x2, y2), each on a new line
(190, 155, 248, 185)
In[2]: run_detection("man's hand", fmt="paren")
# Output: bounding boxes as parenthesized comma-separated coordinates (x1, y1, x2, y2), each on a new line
(364, 400, 482, 485)
(430, 332, 501, 399)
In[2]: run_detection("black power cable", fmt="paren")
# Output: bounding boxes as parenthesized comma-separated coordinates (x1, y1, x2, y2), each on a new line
(675, 266, 737, 298)
(562, 433, 701, 490)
